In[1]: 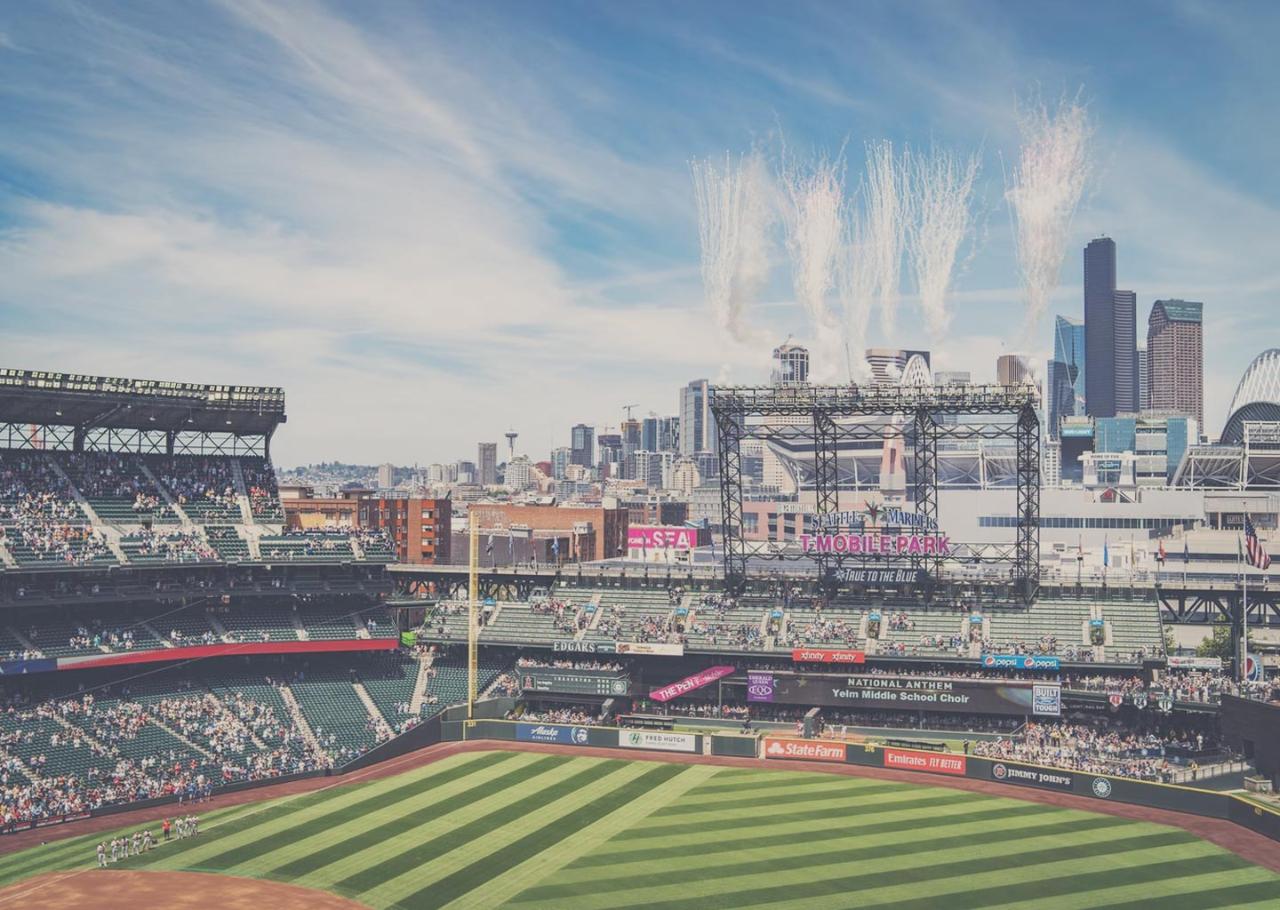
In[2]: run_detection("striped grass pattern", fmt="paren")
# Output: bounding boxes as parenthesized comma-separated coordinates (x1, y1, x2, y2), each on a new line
(1, 750, 1277, 909)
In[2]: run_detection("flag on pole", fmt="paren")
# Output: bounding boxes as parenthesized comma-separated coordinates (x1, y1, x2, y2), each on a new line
(1245, 515, 1272, 570)
(1103, 538, 1110, 568)
(485, 535, 494, 556)
(1183, 541, 1190, 564)
(551, 538, 560, 557)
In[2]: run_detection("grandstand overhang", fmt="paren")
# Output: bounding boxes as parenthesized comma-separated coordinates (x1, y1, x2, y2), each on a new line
(0, 368, 286, 455)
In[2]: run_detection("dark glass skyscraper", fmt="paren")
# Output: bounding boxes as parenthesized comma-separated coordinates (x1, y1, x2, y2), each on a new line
(1048, 315, 1085, 438)
(1083, 237, 1116, 417)
(1113, 289, 1138, 413)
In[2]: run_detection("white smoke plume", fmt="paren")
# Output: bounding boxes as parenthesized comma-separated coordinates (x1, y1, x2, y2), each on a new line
(836, 202, 876, 382)
(1005, 93, 1093, 337)
(906, 144, 981, 338)
(779, 152, 846, 382)
(690, 151, 774, 344)
(863, 141, 908, 337)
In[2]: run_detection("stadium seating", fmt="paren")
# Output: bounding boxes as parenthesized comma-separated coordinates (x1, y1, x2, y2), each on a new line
(205, 525, 249, 561)
(57, 453, 175, 525)
(147, 456, 242, 523)
(258, 532, 355, 563)
(240, 457, 283, 521)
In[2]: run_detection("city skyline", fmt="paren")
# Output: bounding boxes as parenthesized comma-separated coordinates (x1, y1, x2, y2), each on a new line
(2, 2, 1278, 464)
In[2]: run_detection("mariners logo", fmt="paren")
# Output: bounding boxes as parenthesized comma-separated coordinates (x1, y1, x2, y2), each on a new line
(992, 763, 1008, 779)
(1091, 777, 1113, 799)
(572, 727, 590, 745)
(1132, 692, 1148, 709)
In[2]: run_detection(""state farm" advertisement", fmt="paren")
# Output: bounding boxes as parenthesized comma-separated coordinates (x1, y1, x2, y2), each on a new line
(762, 738, 848, 763)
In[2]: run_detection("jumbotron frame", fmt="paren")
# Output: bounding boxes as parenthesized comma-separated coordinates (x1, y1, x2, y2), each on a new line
(710, 383, 1040, 604)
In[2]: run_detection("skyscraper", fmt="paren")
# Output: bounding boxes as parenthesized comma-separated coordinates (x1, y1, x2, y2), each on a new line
(1083, 237, 1117, 417)
(996, 354, 1032, 385)
(1147, 299, 1204, 427)
(865, 348, 931, 385)
(1113, 289, 1138, 413)
(477, 443, 498, 486)
(570, 424, 595, 468)
(1137, 345, 1148, 411)
(550, 446, 571, 481)
(679, 379, 717, 456)
(1053, 315, 1086, 413)
(658, 416, 680, 453)
(771, 340, 810, 385)
(641, 416, 659, 452)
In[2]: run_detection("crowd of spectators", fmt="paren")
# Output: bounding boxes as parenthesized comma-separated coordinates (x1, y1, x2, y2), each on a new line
(515, 657, 625, 672)
(60, 454, 169, 516)
(529, 596, 583, 637)
(121, 528, 218, 563)
(973, 720, 1216, 780)
(153, 457, 239, 515)
(514, 705, 602, 726)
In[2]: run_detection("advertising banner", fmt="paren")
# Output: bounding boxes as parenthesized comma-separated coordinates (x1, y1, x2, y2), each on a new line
(882, 747, 967, 776)
(617, 729, 698, 753)
(1166, 656, 1223, 670)
(766, 674, 1050, 716)
(746, 672, 776, 703)
(835, 568, 927, 584)
(515, 723, 591, 746)
(627, 526, 699, 550)
(616, 642, 684, 657)
(1033, 684, 1062, 717)
(649, 665, 735, 703)
(763, 737, 848, 762)
(521, 670, 631, 697)
(800, 533, 951, 556)
(552, 639, 616, 654)
(980, 654, 1061, 671)
(791, 648, 867, 664)
(989, 760, 1074, 792)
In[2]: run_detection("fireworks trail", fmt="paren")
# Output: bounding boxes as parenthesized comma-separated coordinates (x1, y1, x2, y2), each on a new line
(779, 152, 846, 381)
(864, 140, 908, 337)
(690, 151, 774, 344)
(906, 144, 981, 338)
(1005, 93, 1093, 337)
(836, 202, 876, 382)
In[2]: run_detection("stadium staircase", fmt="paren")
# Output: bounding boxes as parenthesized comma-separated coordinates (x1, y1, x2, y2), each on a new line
(96, 526, 130, 566)
(138, 618, 174, 648)
(0, 745, 35, 784)
(5, 625, 42, 657)
(138, 461, 192, 525)
(353, 614, 371, 639)
(409, 651, 435, 715)
(291, 611, 309, 641)
(229, 459, 255, 526)
(148, 716, 217, 762)
(349, 536, 367, 560)
(277, 682, 323, 754)
(206, 610, 231, 641)
(352, 680, 392, 738)
(205, 690, 269, 751)
(46, 458, 99, 526)
(48, 712, 111, 756)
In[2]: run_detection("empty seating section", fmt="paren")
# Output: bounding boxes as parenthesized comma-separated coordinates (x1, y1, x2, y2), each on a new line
(210, 603, 297, 642)
(205, 525, 249, 560)
(158, 605, 219, 647)
(289, 671, 380, 757)
(427, 657, 501, 708)
(0, 710, 118, 780)
(1102, 600, 1165, 660)
(873, 607, 969, 657)
(241, 457, 283, 521)
(358, 654, 420, 724)
(149, 456, 240, 523)
(258, 532, 354, 562)
(987, 600, 1092, 657)
(483, 602, 570, 644)
(58, 453, 174, 524)
(424, 602, 469, 640)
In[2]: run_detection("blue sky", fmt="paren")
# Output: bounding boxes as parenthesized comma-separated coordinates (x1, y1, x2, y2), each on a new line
(2, 0, 1278, 465)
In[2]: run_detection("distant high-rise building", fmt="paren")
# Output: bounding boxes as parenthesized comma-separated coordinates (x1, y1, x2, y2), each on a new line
(658, 416, 680, 453)
(477, 443, 498, 486)
(641, 416, 659, 452)
(933, 370, 970, 386)
(597, 433, 623, 476)
(1137, 345, 1148, 411)
(377, 462, 395, 489)
(1113, 289, 1138, 413)
(550, 446, 571, 481)
(865, 348, 930, 386)
(771, 340, 810, 385)
(1083, 237, 1118, 417)
(1147, 299, 1204, 428)
(633, 450, 666, 488)
(620, 417, 642, 479)
(1046, 360, 1073, 439)
(996, 354, 1033, 386)
(680, 379, 717, 456)
(570, 424, 595, 468)
(1053, 315, 1086, 413)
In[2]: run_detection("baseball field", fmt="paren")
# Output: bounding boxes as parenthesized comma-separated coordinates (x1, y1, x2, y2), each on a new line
(1, 747, 1278, 910)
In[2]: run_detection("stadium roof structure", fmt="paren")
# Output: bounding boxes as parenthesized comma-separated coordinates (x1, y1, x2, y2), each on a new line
(1220, 349, 1280, 445)
(0, 368, 286, 455)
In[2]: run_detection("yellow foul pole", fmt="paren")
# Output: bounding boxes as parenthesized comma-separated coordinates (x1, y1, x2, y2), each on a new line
(468, 519, 478, 719)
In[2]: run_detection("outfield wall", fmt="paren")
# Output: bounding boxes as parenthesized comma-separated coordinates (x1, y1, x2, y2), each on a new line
(756, 735, 1280, 843)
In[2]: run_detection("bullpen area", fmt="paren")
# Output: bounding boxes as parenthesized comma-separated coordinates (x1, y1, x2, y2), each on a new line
(1, 746, 1278, 910)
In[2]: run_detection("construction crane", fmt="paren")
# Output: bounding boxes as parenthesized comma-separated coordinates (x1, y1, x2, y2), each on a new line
(622, 404, 638, 421)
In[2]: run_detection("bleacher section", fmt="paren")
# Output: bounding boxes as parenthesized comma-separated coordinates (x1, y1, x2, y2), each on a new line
(289, 667, 381, 758)
(0, 449, 400, 567)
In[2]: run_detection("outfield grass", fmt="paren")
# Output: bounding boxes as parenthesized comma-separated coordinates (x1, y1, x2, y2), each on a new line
(2, 749, 1277, 909)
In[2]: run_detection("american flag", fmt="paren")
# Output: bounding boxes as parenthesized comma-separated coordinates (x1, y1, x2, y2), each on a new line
(1245, 516, 1271, 570)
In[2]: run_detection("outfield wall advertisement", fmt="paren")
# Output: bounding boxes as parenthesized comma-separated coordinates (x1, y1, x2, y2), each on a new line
(763, 737, 848, 762)
(617, 730, 698, 753)
(987, 760, 1075, 791)
(762, 674, 1060, 716)
(882, 747, 967, 776)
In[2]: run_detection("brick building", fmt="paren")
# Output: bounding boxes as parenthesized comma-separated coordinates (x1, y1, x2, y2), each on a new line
(358, 495, 452, 564)
(466, 502, 627, 562)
